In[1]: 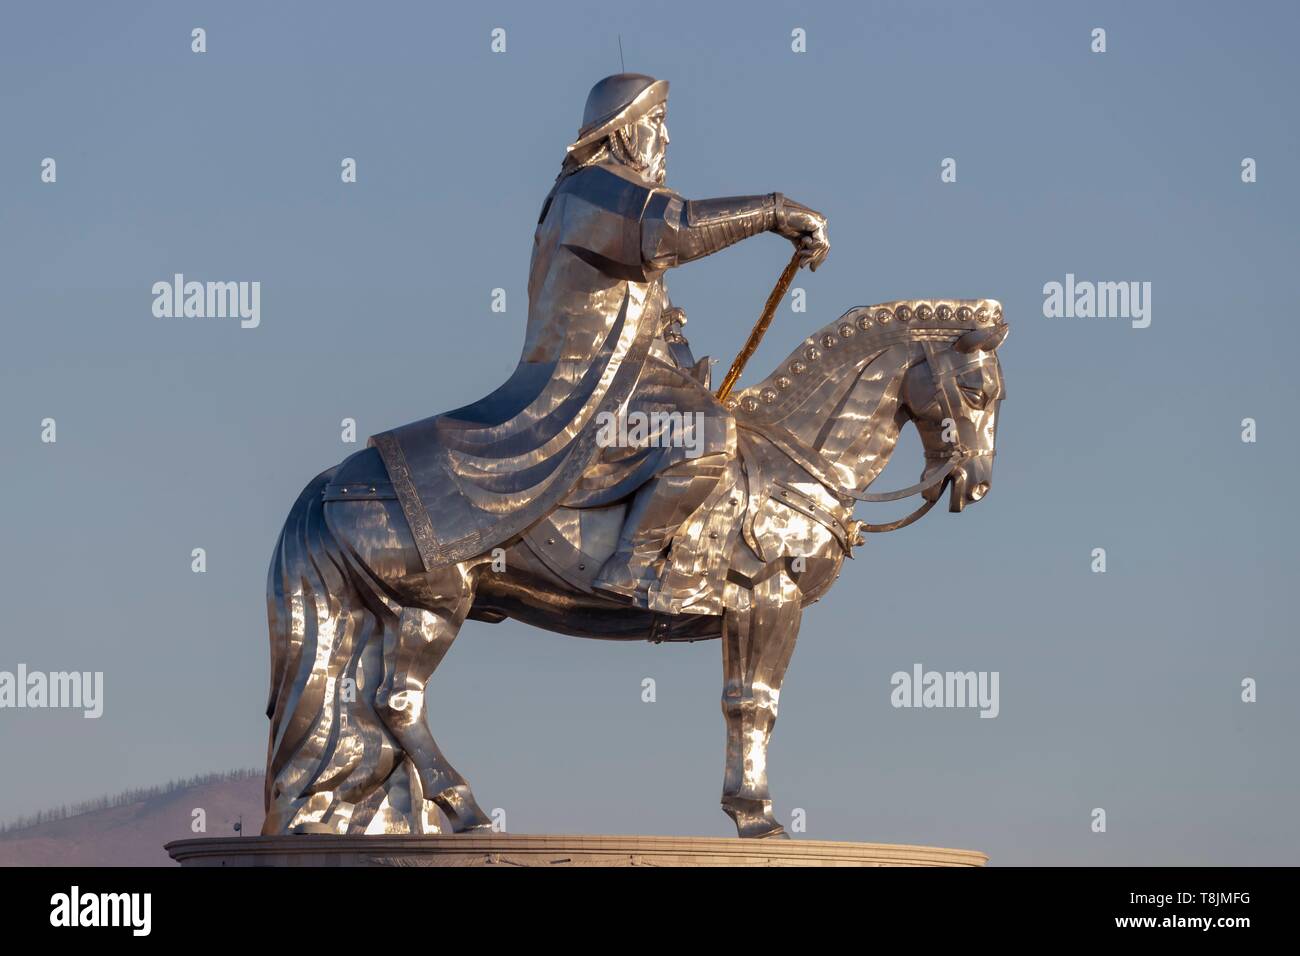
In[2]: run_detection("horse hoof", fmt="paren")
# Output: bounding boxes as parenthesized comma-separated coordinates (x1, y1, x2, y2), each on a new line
(432, 784, 493, 832)
(721, 796, 787, 839)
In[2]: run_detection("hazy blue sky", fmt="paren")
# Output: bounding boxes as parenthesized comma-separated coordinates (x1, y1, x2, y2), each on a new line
(2, 0, 1297, 864)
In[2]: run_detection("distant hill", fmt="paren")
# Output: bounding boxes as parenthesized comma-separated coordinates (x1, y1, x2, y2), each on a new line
(0, 770, 263, 866)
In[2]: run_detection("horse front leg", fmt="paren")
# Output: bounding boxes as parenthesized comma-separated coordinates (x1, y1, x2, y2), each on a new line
(720, 568, 802, 838)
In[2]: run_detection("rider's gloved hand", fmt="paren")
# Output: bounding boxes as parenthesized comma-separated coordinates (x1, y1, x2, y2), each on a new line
(776, 198, 830, 271)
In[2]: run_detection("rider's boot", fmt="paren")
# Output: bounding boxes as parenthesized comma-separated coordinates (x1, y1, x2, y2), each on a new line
(592, 454, 729, 605)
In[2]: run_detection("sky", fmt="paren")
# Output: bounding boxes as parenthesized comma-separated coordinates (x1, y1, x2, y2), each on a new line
(1, 0, 1297, 864)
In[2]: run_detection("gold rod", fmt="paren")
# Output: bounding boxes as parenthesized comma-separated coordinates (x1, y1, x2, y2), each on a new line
(715, 250, 803, 402)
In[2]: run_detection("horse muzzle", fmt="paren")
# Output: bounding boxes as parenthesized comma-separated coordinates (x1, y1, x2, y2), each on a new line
(945, 457, 993, 513)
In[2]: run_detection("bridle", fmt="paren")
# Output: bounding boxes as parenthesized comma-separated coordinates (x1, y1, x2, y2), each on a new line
(848, 337, 999, 534)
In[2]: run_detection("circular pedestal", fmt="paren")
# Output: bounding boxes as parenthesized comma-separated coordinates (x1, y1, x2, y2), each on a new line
(166, 834, 987, 867)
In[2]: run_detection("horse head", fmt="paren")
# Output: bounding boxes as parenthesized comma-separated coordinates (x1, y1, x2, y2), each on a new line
(901, 315, 1008, 513)
(727, 298, 1007, 531)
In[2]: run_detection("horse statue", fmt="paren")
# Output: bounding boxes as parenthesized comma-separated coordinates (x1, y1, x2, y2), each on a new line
(262, 297, 1007, 839)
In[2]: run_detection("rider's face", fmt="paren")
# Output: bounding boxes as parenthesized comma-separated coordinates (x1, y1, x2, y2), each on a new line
(633, 107, 669, 184)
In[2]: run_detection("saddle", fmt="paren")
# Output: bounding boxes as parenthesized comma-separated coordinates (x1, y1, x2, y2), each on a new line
(322, 427, 856, 619)
(524, 454, 744, 616)
(521, 427, 857, 616)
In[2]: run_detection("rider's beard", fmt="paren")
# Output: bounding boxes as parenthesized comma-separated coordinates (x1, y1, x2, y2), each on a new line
(648, 152, 667, 184)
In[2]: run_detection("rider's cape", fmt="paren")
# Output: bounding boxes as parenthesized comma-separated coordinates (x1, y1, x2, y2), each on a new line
(370, 162, 676, 570)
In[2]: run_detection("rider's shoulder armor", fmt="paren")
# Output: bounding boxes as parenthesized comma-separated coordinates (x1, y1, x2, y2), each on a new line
(544, 163, 682, 283)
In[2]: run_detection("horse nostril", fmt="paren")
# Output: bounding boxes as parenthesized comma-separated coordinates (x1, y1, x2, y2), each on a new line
(970, 482, 989, 501)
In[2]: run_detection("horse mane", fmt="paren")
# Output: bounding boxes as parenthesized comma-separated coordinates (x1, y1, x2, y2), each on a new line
(727, 297, 1004, 424)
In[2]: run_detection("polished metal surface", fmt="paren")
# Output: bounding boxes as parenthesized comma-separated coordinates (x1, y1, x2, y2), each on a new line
(262, 75, 1005, 839)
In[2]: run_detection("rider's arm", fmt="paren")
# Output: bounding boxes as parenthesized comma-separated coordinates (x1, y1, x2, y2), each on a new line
(641, 191, 826, 271)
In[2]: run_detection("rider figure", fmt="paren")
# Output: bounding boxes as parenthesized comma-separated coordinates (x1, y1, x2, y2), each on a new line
(369, 73, 828, 611)
(552, 74, 830, 605)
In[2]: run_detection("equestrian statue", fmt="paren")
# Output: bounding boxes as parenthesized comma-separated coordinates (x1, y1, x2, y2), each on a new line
(262, 74, 1008, 839)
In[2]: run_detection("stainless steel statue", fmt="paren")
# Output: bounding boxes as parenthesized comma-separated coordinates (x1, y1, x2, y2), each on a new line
(263, 74, 1007, 839)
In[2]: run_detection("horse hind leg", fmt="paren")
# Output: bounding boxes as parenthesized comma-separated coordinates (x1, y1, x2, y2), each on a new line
(318, 465, 494, 835)
(370, 566, 494, 833)
(720, 568, 803, 839)
(263, 471, 403, 835)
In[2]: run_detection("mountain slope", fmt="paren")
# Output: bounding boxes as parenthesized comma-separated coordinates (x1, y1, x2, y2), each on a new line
(0, 771, 264, 867)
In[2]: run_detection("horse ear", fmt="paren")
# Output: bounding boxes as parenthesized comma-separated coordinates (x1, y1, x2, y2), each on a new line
(955, 324, 1009, 353)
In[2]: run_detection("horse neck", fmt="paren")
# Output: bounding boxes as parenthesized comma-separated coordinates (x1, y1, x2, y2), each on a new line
(777, 342, 918, 494)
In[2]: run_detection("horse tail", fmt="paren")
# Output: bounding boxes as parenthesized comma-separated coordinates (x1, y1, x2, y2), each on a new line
(262, 469, 419, 834)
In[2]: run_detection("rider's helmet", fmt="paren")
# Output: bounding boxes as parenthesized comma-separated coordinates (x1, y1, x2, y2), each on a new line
(567, 73, 669, 162)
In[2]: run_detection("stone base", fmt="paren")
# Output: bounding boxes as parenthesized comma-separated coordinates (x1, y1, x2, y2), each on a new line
(165, 834, 987, 867)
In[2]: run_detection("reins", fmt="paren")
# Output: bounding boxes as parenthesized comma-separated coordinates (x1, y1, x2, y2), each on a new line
(850, 462, 954, 534)
(854, 482, 946, 534)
